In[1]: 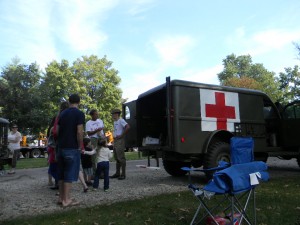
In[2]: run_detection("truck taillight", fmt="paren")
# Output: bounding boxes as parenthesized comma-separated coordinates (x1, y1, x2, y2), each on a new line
(181, 137, 185, 143)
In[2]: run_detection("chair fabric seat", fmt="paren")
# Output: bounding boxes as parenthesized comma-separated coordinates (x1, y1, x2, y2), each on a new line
(204, 161, 269, 194)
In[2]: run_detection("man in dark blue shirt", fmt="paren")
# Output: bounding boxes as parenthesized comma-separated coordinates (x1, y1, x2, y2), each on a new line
(57, 94, 85, 207)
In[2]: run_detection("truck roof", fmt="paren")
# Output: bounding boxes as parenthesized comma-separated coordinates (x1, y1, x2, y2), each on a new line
(138, 79, 270, 100)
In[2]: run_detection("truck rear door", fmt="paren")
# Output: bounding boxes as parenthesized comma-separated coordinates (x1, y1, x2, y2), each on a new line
(123, 100, 137, 148)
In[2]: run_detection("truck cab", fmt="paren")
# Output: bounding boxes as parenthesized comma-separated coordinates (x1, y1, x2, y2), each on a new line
(124, 77, 300, 177)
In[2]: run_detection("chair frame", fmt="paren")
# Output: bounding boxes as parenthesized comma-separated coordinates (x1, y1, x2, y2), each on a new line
(186, 171, 257, 225)
(183, 137, 265, 225)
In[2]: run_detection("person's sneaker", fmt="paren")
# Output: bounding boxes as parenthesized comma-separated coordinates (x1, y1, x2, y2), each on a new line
(104, 189, 109, 192)
(118, 175, 126, 180)
(7, 170, 15, 175)
(110, 174, 120, 178)
(92, 188, 98, 191)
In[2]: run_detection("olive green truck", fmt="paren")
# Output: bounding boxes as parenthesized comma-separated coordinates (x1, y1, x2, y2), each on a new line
(123, 77, 300, 177)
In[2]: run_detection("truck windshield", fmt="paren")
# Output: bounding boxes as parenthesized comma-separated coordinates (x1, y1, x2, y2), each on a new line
(284, 102, 300, 119)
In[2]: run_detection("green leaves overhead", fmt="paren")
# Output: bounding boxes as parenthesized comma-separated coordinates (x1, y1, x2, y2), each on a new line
(41, 55, 123, 132)
(279, 65, 300, 103)
(0, 55, 123, 133)
(218, 54, 283, 102)
(71, 55, 122, 131)
(0, 62, 44, 133)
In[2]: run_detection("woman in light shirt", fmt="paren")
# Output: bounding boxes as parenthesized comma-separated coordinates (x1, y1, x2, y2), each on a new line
(7, 124, 22, 174)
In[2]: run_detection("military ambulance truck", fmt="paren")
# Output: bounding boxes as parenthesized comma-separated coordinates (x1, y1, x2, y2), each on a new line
(124, 77, 300, 177)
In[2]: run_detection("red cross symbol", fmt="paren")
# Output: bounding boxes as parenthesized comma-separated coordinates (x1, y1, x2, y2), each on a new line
(205, 92, 236, 130)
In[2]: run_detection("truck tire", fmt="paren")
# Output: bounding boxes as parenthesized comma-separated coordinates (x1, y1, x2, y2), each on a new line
(203, 141, 230, 179)
(31, 149, 41, 158)
(163, 160, 191, 177)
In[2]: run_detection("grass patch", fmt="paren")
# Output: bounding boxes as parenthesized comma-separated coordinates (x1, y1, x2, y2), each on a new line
(123, 151, 146, 161)
(4, 158, 48, 170)
(1, 176, 299, 225)
(3, 151, 145, 170)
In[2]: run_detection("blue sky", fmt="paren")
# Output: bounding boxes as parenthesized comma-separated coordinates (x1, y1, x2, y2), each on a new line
(1, 0, 300, 102)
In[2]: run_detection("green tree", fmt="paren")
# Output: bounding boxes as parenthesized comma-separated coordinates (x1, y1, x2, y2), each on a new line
(277, 43, 300, 103)
(218, 54, 283, 101)
(42, 55, 122, 132)
(278, 65, 300, 102)
(72, 55, 122, 131)
(40, 59, 78, 123)
(222, 76, 261, 90)
(0, 60, 46, 133)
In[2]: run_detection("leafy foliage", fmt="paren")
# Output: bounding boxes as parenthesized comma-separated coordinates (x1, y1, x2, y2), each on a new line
(222, 76, 261, 90)
(0, 55, 123, 134)
(41, 55, 122, 131)
(39, 59, 75, 125)
(218, 54, 283, 102)
(277, 43, 300, 103)
(71, 55, 122, 131)
(0, 61, 46, 133)
(278, 65, 300, 102)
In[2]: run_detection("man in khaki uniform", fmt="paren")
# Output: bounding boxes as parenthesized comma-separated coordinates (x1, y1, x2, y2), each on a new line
(110, 109, 130, 180)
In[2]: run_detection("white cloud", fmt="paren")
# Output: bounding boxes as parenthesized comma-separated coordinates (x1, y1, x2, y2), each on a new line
(121, 64, 222, 102)
(0, 0, 121, 68)
(152, 35, 196, 67)
(121, 67, 164, 102)
(56, 0, 119, 51)
(226, 27, 300, 56)
(0, 0, 58, 68)
(120, 34, 197, 101)
(117, 50, 152, 69)
(250, 29, 300, 55)
(126, 0, 156, 16)
(180, 65, 222, 85)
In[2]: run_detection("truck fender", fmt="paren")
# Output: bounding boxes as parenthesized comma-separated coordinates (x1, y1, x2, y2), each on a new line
(203, 130, 233, 154)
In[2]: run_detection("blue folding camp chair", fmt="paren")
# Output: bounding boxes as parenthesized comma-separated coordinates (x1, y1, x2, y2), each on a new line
(182, 137, 269, 225)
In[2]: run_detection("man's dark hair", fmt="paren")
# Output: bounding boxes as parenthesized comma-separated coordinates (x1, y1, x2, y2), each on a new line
(89, 109, 97, 116)
(60, 101, 69, 112)
(69, 94, 80, 104)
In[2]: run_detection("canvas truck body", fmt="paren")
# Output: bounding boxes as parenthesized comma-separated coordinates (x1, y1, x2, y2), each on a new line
(124, 77, 300, 177)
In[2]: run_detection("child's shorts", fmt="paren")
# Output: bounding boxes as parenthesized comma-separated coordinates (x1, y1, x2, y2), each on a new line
(83, 167, 93, 176)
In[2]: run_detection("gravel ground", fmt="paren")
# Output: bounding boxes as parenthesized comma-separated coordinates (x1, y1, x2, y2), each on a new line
(0, 157, 299, 222)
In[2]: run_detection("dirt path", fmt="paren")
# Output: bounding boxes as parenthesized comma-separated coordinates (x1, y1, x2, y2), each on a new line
(0, 157, 299, 222)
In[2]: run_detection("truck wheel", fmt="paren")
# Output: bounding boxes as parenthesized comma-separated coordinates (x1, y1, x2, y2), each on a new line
(31, 149, 41, 158)
(163, 160, 191, 177)
(203, 141, 230, 179)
